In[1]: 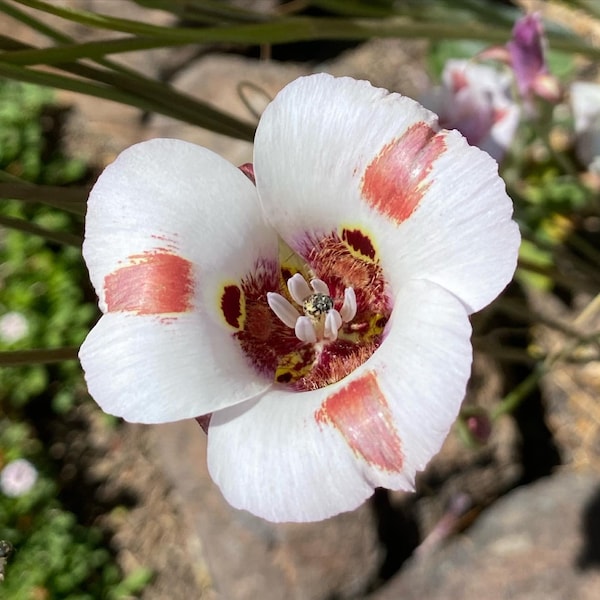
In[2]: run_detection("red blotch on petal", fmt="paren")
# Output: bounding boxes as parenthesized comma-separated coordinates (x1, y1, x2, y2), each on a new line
(361, 122, 446, 224)
(105, 252, 193, 314)
(315, 371, 403, 472)
(221, 285, 243, 329)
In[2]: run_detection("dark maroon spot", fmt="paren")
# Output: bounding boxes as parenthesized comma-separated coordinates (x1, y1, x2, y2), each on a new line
(195, 414, 211, 434)
(342, 228, 377, 261)
(221, 285, 243, 328)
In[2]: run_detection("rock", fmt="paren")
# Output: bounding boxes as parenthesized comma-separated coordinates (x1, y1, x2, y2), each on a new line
(323, 38, 430, 99)
(149, 420, 383, 600)
(369, 470, 600, 600)
(149, 54, 308, 165)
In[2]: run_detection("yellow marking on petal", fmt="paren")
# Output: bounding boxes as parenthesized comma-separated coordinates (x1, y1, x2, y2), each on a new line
(341, 312, 388, 344)
(278, 236, 313, 289)
(275, 346, 314, 385)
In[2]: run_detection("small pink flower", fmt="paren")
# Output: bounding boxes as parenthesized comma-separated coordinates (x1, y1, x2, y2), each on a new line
(79, 74, 520, 522)
(507, 13, 561, 104)
(422, 59, 520, 162)
(0, 458, 38, 497)
(570, 81, 600, 173)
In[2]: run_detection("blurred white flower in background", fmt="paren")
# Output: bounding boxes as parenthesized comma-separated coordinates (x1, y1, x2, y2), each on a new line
(570, 81, 600, 174)
(0, 458, 38, 497)
(0, 311, 29, 343)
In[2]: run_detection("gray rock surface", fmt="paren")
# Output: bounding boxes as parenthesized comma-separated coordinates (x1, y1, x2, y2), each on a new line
(370, 471, 600, 600)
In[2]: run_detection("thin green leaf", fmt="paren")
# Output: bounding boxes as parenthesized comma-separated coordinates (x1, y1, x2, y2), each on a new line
(0, 62, 255, 140)
(0, 0, 71, 43)
(1, 15, 596, 60)
(0, 347, 80, 366)
(0, 214, 83, 246)
(0, 182, 87, 215)
(134, 0, 273, 23)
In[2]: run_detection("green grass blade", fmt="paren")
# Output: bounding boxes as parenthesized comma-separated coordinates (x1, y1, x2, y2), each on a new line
(0, 347, 80, 365)
(0, 183, 88, 215)
(0, 214, 83, 246)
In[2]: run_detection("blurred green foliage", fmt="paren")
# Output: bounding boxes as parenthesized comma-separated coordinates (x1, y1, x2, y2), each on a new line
(0, 79, 149, 598)
(0, 420, 152, 599)
(0, 79, 93, 410)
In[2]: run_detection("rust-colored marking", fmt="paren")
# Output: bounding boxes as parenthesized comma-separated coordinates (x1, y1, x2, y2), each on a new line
(361, 122, 446, 224)
(315, 371, 403, 472)
(342, 228, 377, 261)
(221, 284, 244, 329)
(104, 252, 193, 314)
(238, 162, 255, 184)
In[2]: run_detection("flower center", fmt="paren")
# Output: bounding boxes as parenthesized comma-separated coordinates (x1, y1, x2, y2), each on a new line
(303, 293, 333, 318)
(266, 273, 357, 345)
(224, 229, 391, 391)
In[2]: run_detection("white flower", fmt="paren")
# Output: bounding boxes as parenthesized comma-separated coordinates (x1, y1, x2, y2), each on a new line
(0, 311, 29, 343)
(79, 74, 520, 522)
(0, 458, 38, 497)
(422, 59, 520, 163)
(571, 81, 600, 174)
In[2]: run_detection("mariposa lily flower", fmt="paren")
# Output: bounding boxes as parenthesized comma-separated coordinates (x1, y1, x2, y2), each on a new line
(421, 59, 520, 162)
(79, 74, 520, 523)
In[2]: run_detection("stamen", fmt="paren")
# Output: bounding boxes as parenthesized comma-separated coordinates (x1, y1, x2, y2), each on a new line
(295, 316, 317, 343)
(287, 273, 312, 305)
(324, 309, 343, 341)
(310, 278, 330, 295)
(267, 292, 300, 328)
(340, 287, 357, 323)
(267, 276, 357, 345)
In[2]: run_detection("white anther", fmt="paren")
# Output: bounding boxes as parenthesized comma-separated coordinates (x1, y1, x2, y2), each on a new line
(295, 316, 317, 343)
(310, 278, 330, 296)
(267, 292, 300, 328)
(324, 309, 343, 341)
(287, 273, 312, 305)
(339, 287, 357, 323)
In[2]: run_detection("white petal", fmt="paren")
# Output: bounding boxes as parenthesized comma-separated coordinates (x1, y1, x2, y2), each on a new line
(79, 312, 271, 423)
(357, 279, 472, 486)
(82, 139, 279, 422)
(254, 73, 438, 242)
(84, 138, 277, 313)
(254, 74, 518, 314)
(208, 389, 372, 523)
(207, 279, 472, 522)
(376, 130, 520, 313)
